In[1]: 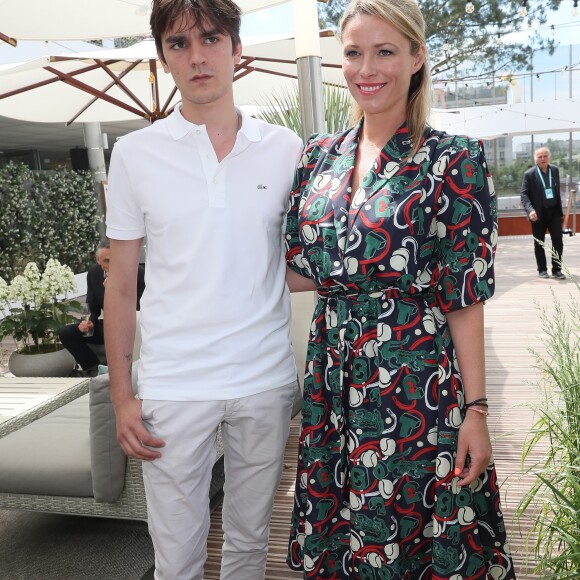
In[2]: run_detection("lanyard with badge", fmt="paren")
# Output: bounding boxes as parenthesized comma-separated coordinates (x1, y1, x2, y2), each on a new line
(537, 165, 554, 200)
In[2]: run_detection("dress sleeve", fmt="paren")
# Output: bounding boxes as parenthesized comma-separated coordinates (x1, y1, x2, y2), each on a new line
(434, 137, 498, 312)
(284, 134, 322, 279)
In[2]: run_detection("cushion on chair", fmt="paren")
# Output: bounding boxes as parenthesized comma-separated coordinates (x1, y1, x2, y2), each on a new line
(89, 364, 139, 502)
(0, 394, 93, 497)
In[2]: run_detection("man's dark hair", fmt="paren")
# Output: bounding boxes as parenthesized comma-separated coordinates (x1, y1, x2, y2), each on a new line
(150, 0, 242, 62)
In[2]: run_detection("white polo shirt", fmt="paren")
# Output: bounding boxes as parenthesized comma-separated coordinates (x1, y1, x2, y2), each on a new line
(106, 105, 303, 401)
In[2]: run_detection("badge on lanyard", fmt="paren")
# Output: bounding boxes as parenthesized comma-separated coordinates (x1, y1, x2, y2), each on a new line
(537, 166, 554, 200)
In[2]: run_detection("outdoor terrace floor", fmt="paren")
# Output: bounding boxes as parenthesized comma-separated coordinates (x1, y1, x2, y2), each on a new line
(1, 233, 579, 578)
(209, 234, 580, 579)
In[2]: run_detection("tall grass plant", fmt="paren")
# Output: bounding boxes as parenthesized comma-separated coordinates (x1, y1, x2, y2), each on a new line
(256, 83, 352, 138)
(517, 284, 580, 578)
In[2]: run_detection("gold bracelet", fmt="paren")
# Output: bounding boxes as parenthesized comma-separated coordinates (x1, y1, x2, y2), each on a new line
(467, 406, 489, 417)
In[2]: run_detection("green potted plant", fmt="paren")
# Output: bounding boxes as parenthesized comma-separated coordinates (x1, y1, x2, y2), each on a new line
(0, 259, 80, 376)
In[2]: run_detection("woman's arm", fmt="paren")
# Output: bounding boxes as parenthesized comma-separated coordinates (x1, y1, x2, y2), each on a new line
(286, 266, 317, 293)
(445, 301, 492, 487)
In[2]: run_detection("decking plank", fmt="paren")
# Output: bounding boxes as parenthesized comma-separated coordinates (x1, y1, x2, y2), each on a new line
(204, 235, 580, 579)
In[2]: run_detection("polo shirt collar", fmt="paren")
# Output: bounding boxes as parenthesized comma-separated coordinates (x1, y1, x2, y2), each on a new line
(166, 102, 261, 143)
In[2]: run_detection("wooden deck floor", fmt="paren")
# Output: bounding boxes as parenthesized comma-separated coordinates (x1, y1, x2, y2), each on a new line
(204, 234, 580, 579)
(1, 235, 577, 578)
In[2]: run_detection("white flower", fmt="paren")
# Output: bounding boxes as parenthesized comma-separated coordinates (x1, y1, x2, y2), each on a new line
(0, 277, 8, 303)
(1, 258, 79, 351)
(41, 259, 77, 299)
(8, 274, 33, 304)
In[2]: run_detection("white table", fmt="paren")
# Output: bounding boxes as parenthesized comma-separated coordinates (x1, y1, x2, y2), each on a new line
(0, 376, 90, 438)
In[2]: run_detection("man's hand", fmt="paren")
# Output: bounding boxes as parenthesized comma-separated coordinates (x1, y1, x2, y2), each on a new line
(529, 210, 538, 222)
(114, 398, 165, 461)
(78, 320, 94, 334)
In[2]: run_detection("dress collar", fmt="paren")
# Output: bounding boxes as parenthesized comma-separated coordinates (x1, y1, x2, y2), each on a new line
(340, 119, 416, 160)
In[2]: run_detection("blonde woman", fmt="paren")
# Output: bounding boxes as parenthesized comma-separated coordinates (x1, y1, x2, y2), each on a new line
(285, 0, 515, 577)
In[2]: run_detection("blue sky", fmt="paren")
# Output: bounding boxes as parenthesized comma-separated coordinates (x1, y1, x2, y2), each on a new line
(241, 2, 579, 44)
(241, 3, 294, 37)
(241, 2, 579, 97)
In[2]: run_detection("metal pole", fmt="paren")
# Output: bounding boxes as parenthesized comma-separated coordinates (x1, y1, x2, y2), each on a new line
(570, 45, 574, 198)
(293, 0, 326, 141)
(572, 190, 576, 236)
(530, 49, 534, 155)
(296, 56, 326, 140)
(83, 122, 107, 239)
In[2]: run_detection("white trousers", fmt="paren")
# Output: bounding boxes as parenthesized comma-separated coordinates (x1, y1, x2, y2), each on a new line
(141, 381, 298, 580)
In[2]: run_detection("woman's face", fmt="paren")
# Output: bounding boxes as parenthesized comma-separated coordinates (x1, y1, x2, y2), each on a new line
(341, 13, 424, 121)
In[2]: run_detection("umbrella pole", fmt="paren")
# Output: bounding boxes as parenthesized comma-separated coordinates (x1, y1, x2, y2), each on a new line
(293, 0, 326, 141)
(297, 56, 326, 141)
(83, 122, 108, 239)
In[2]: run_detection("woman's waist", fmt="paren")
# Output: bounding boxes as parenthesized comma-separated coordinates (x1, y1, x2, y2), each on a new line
(316, 285, 437, 319)
(317, 284, 434, 302)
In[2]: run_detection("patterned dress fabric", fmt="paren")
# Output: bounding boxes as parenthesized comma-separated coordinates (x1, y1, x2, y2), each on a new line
(285, 122, 515, 580)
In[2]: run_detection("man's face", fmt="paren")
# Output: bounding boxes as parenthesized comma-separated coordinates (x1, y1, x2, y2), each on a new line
(159, 14, 241, 118)
(535, 149, 550, 171)
(97, 248, 111, 274)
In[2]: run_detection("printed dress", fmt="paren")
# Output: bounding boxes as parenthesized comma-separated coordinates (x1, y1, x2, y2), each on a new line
(285, 123, 515, 580)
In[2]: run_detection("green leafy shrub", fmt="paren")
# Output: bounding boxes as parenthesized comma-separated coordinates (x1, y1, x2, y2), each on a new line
(0, 163, 34, 280)
(33, 170, 100, 273)
(0, 163, 100, 278)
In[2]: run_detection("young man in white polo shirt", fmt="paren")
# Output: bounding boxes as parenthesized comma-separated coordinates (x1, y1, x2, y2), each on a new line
(103, 0, 302, 577)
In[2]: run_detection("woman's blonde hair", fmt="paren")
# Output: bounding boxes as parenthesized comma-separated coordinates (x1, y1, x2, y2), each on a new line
(339, 0, 432, 157)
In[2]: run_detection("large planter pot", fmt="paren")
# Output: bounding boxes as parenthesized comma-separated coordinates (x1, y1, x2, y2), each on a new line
(8, 348, 76, 377)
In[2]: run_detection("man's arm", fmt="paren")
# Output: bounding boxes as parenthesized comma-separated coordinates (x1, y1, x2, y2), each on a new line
(520, 171, 537, 221)
(555, 167, 564, 214)
(78, 267, 100, 335)
(105, 238, 164, 460)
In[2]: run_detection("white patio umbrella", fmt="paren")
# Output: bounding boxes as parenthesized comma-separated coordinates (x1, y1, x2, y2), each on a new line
(432, 99, 580, 140)
(0, 0, 289, 43)
(0, 34, 344, 125)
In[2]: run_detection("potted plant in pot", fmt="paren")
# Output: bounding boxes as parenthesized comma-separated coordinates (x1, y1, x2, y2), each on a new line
(0, 259, 80, 377)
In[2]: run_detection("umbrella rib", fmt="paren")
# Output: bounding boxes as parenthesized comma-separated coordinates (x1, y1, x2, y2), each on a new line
(45, 66, 147, 119)
(0, 31, 17, 47)
(66, 60, 143, 125)
(0, 62, 105, 100)
(240, 54, 342, 70)
(94, 59, 152, 114)
(240, 55, 295, 65)
(234, 66, 297, 82)
(160, 86, 178, 115)
(148, 59, 161, 116)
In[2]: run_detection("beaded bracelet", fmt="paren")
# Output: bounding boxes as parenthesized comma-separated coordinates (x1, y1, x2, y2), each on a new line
(465, 397, 488, 409)
(467, 406, 489, 417)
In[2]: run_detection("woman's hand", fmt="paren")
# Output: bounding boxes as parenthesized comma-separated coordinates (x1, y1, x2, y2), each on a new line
(454, 410, 492, 487)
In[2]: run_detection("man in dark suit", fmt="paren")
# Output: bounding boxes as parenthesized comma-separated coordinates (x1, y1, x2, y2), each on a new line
(59, 242, 145, 376)
(520, 146, 566, 280)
